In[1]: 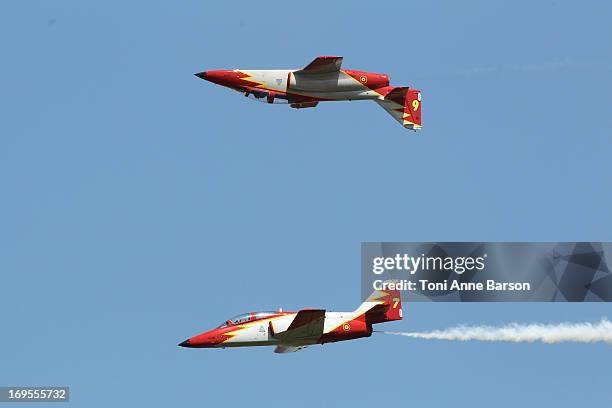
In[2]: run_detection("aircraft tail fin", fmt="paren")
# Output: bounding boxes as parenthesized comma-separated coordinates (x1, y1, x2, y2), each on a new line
(376, 87, 422, 130)
(356, 282, 403, 324)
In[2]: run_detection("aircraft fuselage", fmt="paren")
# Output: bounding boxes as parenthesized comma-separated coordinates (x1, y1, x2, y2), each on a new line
(195, 56, 422, 129)
(179, 284, 403, 353)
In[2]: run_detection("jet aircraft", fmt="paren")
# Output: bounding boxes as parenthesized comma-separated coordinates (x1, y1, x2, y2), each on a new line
(178, 286, 402, 353)
(195, 56, 422, 130)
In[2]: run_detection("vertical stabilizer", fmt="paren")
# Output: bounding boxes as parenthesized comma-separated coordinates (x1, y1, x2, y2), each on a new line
(376, 87, 422, 130)
(356, 282, 403, 323)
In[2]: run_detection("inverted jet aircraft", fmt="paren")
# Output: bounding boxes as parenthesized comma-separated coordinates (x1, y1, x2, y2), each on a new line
(195, 56, 422, 130)
(178, 286, 402, 353)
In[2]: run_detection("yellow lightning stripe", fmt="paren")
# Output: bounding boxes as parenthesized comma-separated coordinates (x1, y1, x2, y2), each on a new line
(220, 315, 287, 344)
(236, 70, 292, 95)
(401, 109, 416, 125)
(323, 309, 377, 334)
(236, 70, 266, 88)
(340, 70, 385, 98)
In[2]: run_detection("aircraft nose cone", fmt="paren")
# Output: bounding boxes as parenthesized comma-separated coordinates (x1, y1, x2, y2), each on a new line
(178, 339, 192, 348)
(194, 71, 208, 80)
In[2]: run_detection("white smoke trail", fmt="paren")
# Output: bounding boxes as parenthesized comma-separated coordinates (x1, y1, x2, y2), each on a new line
(380, 318, 612, 345)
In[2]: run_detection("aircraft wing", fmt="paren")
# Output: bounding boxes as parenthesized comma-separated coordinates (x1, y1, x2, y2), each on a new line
(274, 345, 309, 354)
(296, 56, 343, 74)
(270, 309, 325, 341)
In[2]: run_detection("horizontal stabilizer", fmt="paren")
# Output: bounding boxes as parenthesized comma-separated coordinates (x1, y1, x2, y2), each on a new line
(386, 86, 410, 102)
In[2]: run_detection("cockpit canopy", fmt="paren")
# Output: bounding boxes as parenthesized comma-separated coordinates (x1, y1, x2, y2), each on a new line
(217, 311, 280, 328)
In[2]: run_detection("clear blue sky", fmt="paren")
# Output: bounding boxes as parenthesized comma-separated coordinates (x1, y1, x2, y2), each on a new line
(1, 0, 611, 406)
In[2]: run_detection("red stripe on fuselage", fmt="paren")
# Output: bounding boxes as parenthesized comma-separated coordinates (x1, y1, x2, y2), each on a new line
(342, 69, 390, 91)
(187, 312, 296, 348)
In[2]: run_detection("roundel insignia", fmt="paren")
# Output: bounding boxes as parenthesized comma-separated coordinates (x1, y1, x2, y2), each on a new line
(343, 323, 351, 331)
(359, 75, 367, 83)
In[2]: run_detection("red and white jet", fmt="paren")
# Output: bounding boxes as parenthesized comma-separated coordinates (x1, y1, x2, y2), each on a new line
(178, 286, 402, 353)
(195, 56, 422, 130)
